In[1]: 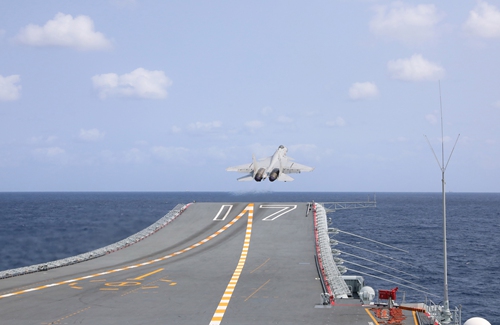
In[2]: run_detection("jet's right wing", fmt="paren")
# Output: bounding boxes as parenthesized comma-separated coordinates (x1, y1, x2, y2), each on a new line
(282, 161, 315, 174)
(277, 173, 294, 182)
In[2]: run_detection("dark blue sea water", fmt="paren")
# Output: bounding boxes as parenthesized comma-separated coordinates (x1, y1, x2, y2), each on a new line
(0, 192, 498, 324)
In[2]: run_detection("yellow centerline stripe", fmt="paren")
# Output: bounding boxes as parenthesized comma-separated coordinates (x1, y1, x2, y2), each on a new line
(364, 308, 380, 325)
(133, 268, 164, 280)
(412, 310, 418, 325)
(209, 204, 254, 325)
(0, 205, 247, 300)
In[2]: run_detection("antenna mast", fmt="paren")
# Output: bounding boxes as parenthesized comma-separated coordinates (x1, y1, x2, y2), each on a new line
(424, 82, 460, 324)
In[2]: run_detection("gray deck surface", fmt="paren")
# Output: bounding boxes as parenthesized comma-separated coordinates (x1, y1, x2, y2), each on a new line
(0, 202, 418, 324)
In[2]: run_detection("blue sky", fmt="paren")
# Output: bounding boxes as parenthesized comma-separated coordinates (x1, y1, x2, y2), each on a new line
(1, 0, 500, 192)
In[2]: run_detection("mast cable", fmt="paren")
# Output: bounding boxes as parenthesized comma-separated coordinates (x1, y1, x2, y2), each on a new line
(343, 260, 428, 290)
(335, 240, 416, 268)
(346, 268, 440, 298)
(335, 229, 409, 253)
(339, 250, 419, 279)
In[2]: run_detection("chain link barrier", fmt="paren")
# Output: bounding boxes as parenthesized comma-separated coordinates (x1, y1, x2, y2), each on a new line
(315, 203, 350, 299)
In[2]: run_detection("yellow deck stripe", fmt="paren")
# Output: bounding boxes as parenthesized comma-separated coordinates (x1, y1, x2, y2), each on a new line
(412, 310, 418, 325)
(133, 268, 164, 280)
(209, 204, 254, 325)
(0, 205, 247, 300)
(364, 308, 380, 325)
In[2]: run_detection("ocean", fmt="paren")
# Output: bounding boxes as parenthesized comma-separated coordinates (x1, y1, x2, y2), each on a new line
(0, 192, 498, 324)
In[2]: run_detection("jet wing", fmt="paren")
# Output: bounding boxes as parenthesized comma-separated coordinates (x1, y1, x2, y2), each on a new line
(226, 157, 271, 173)
(226, 163, 253, 173)
(236, 174, 255, 181)
(277, 173, 294, 182)
(281, 161, 314, 174)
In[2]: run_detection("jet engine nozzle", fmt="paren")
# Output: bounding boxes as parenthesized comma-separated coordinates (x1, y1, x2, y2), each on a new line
(269, 168, 280, 182)
(254, 168, 266, 182)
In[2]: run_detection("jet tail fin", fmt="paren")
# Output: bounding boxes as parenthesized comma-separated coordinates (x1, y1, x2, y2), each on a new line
(252, 154, 258, 173)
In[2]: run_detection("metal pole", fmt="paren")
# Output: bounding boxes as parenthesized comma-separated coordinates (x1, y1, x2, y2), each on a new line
(442, 170, 451, 323)
(440, 82, 451, 324)
(426, 82, 460, 324)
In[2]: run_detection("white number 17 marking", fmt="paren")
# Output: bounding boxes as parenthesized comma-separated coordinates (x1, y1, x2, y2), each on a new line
(260, 205, 297, 221)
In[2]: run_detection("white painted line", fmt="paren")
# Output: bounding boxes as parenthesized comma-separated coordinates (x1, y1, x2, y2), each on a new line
(260, 204, 297, 221)
(213, 204, 233, 221)
(44, 283, 60, 287)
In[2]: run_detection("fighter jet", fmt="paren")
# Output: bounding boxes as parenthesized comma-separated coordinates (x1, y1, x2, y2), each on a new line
(226, 145, 314, 182)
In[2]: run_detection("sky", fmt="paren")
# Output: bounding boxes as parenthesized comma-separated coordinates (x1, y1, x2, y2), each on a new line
(1, 0, 500, 192)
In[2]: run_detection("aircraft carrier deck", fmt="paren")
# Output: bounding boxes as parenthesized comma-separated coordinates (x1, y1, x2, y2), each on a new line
(0, 202, 423, 324)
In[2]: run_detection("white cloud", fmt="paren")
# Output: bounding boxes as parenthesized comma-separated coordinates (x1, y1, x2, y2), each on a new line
(425, 113, 438, 124)
(277, 115, 293, 124)
(349, 82, 379, 100)
(100, 148, 148, 164)
(33, 147, 65, 156)
(0, 75, 21, 101)
(303, 109, 318, 117)
(171, 125, 182, 134)
(151, 146, 190, 162)
(134, 140, 149, 146)
(46, 135, 58, 143)
(427, 135, 454, 145)
(326, 117, 346, 127)
(494, 100, 500, 108)
(370, 2, 442, 44)
(463, 1, 500, 38)
(261, 106, 273, 116)
(188, 121, 222, 133)
(27, 135, 58, 145)
(32, 147, 68, 164)
(15, 13, 112, 51)
(387, 54, 445, 81)
(92, 68, 172, 99)
(123, 148, 147, 164)
(79, 128, 105, 141)
(245, 120, 264, 133)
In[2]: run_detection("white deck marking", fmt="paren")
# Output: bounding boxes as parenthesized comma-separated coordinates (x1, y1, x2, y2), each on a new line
(213, 204, 233, 221)
(260, 204, 297, 221)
